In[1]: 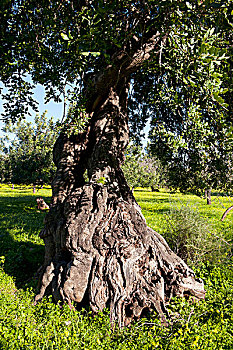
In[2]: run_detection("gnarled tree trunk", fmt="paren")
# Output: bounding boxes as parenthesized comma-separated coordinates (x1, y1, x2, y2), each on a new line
(35, 38, 205, 327)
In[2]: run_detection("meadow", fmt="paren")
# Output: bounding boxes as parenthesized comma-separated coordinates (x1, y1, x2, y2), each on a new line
(0, 184, 232, 349)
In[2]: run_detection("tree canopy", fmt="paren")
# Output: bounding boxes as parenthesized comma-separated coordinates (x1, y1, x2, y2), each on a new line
(0, 0, 232, 129)
(148, 105, 233, 197)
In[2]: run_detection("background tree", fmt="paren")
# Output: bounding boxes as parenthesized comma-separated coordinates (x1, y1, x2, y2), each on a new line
(147, 20, 233, 204)
(122, 143, 166, 191)
(0, 0, 231, 326)
(0, 146, 8, 183)
(139, 153, 166, 191)
(121, 143, 144, 191)
(0, 112, 60, 186)
(149, 113, 233, 204)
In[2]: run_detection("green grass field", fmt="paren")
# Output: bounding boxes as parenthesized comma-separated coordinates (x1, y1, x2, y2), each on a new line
(0, 185, 232, 349)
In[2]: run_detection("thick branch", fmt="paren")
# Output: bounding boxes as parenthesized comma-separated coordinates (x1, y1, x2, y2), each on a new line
(86, 33, 161, 112)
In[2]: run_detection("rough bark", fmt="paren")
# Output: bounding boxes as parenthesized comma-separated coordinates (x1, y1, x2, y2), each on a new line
(35, 37, 205, 328)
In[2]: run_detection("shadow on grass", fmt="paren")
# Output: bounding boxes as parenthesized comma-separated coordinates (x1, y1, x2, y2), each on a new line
(0, 194, 49, 290)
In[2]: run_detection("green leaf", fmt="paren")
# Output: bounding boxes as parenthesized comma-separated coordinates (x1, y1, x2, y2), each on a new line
(186, 2, 193, 9)
(212, 92, 228, 109)
(60, 33, 69, 41)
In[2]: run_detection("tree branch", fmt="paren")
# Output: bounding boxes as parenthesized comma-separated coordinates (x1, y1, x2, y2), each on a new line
(86, 32, 162, 112)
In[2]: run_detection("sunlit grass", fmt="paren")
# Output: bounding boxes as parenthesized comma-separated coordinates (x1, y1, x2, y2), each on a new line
(0, 184, 232, 349)
(135, 188, 233, 241)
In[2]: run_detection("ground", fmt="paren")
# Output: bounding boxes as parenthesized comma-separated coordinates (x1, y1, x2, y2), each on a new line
(0, 185, 232, 349)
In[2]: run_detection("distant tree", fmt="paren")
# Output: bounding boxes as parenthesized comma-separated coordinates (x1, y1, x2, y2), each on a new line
(149, 111, 233, 204)
(0, 155, 7, 183)
(0, 135, 12, 183)
(122, 143, 166, 191)
(139, 154, 166, 191)
(0, 112, 60, 186)
(148, 24, 233, 204)
(121, 143, 143, 190)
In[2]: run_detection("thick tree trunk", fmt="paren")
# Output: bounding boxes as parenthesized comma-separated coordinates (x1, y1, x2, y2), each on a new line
(35, 35, 205, 327)
(35, 83, 205, 327)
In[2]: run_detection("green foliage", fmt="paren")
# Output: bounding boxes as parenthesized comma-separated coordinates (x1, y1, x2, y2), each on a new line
(0, 112, 60, 185)
(136, 189, 233, 243)
(122, 143, 165, 190)
(96, 176, 106, 185)
(139, 155, 166, 191)
(0, 0, 232, 128)
(129, 1, 232, 138)
(0, 185, 233, 349)
(63, 102, 91, 136)
(122, 143, 145, 189)
(149, 113, 233, 195)
(147, 6, 233, 195)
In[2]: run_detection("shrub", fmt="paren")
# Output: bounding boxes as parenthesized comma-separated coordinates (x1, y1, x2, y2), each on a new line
(162, 202, 230, 266)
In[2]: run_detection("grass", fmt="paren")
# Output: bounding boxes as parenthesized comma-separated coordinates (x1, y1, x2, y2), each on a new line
(0, 184, 50, 289)
(0, 184, 232, 349)
(135, 188, 233, 241)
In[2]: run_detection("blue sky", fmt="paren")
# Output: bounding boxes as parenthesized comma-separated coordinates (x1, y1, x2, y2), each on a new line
(0, 82, 64, 135)
(0, 81, 150, 146)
